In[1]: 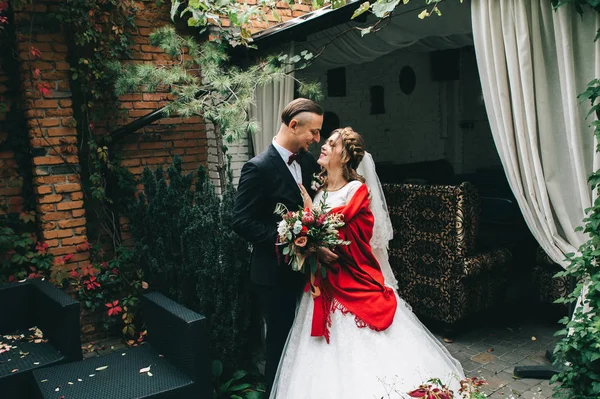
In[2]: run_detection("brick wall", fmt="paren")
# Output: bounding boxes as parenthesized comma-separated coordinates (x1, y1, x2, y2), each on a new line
(12, 1, 89, 267)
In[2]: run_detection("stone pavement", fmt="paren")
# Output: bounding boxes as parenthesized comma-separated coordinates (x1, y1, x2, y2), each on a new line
(83, 321, 561, 398)
(436, 321, 560, 398)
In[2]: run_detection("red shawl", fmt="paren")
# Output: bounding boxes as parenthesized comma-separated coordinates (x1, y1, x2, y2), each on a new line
(310, 183, 397, 342)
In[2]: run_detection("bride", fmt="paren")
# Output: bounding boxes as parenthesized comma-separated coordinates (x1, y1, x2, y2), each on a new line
(270, 127, 465, 398)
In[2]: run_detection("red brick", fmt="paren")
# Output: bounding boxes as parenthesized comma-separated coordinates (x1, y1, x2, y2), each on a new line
(42, 222, 57, 230)
(38, 194, 63, 204)
(0, 186, 22, 196)
(42, 229, 73, 239)
(133, 101, 158, 109)
(74, 227, 87, 235)
(47, 127, 77, 137)
(61, 235, 88, 246)
(56, 200, 84, 211)
(58, 218, 86, 229)
(32, 156, 66, 166)
(70, 191, 84, 200)
(38, 118, 61, 127)
(174, 140, 198, 148)
(45, 109, 73, 117)
(29, 99, 59, 109)
(48, 245, 78, 256)
(67, 174, 80, 183)
(55, 62, 70, 71)
(72, 209, 85, 218)
(70, 252, 90, 262)
(36, 204, 55, 213)
(44, 239, 60, 248)
(34, 176, 66, 185)
(119, 94, 142, 101)
(34, 186, 53, 195)
(39, 211, 71, 222)
(142, 93, 167, 101)
(120, 159, 140, 167)
(144, 157, 167, 165)
(139, 142, 166, 150)
(55, 183, 81, 193)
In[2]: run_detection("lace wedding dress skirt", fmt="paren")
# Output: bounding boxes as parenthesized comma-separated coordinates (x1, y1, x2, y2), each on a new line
(270, 182, 465, 398)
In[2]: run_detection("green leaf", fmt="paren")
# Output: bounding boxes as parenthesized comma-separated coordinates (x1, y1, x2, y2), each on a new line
(231, 370, 248, 381)
(372, 0, 401, 18)
(212, 359, 223, 378)
(351, 1, 370, 19)
(171, 0, 181, 21)
(230, 383, 253, 391)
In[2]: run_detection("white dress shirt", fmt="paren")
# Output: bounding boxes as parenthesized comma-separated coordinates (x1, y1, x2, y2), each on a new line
(272, 138, 302, 184)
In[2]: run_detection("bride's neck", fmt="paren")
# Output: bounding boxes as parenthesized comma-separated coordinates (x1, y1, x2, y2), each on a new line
(326, 168, 347, 190)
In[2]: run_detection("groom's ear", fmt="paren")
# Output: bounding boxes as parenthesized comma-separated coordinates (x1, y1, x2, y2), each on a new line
(288, 118, 299, 131)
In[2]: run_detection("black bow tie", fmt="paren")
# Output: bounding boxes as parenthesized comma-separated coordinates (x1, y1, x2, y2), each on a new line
(287, 152, 300, 165)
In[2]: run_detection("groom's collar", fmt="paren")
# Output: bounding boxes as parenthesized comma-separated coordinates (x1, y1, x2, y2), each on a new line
(272, 138, 296, 165)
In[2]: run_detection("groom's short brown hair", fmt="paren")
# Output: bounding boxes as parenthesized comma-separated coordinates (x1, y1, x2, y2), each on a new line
(281, 98, 323, 126)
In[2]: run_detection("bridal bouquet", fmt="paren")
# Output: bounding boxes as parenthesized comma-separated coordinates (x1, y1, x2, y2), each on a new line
(274, 193, 349, 276)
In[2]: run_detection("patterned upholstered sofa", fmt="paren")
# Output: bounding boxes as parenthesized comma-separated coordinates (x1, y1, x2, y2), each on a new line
(383, 182, 512, 331)
(532, 246, 570, 306)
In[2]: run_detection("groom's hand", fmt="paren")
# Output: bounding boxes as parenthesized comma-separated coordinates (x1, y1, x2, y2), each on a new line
(317, 247, 338, 264)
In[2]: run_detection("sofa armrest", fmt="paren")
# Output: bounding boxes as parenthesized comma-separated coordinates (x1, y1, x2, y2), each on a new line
(31, 279, 82, 361)
(462, 247, 512, 277)
(142, 292, 211, 397)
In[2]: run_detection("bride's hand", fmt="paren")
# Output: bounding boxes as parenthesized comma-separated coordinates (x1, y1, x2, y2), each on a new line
(298, 183, 313, 209)
(317, 247, 338, 264)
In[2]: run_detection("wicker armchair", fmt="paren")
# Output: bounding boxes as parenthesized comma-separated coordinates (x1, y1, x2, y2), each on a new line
(0, 279, 81, 399)
(33, 292, 211, 399)
(383, 182, 512, 330)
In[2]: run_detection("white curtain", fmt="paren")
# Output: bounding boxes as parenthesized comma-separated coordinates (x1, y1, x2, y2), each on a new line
(471, 0, 600, 271)
(249, 46, 295, 155)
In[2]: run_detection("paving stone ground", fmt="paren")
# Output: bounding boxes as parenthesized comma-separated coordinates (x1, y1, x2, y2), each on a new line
(84, 320, 562, 398)
(436, 321, 560, 398)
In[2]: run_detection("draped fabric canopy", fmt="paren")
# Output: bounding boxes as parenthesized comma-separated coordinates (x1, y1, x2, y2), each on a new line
(471, 0, 600, 269)
(295, 0, 473, 68)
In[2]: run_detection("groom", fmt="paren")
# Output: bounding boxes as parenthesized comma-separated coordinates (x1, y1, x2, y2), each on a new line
(233, 98, 325, 391)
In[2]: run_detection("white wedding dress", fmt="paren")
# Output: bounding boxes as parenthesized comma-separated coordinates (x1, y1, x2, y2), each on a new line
(270, 179, 465, 399)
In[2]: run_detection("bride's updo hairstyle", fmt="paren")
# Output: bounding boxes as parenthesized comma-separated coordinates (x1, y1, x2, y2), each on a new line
(320, 127, 366, 186)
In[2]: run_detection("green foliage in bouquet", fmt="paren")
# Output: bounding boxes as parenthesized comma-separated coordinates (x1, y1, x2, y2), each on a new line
(129, 155, 253, 372)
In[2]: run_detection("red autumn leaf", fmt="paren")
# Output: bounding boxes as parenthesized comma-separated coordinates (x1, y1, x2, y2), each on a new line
(76, 241, 92, 252)
(33, 68, 41, 79)
(0, 1, 8, 12)
(37, 82, 51, 97)
(0, 16, 8, 24)
(69, 269, 78, 279)
(106, 300, 123, 316)
(8, 275, 15, 283)
(30, 46, 41, 59)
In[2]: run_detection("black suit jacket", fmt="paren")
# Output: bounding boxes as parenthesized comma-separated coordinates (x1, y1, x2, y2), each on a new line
(233, 144, 320, 288)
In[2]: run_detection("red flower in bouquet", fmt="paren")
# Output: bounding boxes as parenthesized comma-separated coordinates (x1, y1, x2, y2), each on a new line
(301, 208, 315, 225)
(408, 379, 453, 399)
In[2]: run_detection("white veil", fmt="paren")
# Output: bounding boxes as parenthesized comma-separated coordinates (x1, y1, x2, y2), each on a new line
(356, 152, 398, 290)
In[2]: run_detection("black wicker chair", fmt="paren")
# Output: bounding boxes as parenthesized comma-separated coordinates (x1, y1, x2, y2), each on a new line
(32, 292, 211, 399)
(0, 279, 81, 399)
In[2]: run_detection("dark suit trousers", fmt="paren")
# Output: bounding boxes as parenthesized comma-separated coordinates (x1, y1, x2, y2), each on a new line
(254, 282, 300, 393)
